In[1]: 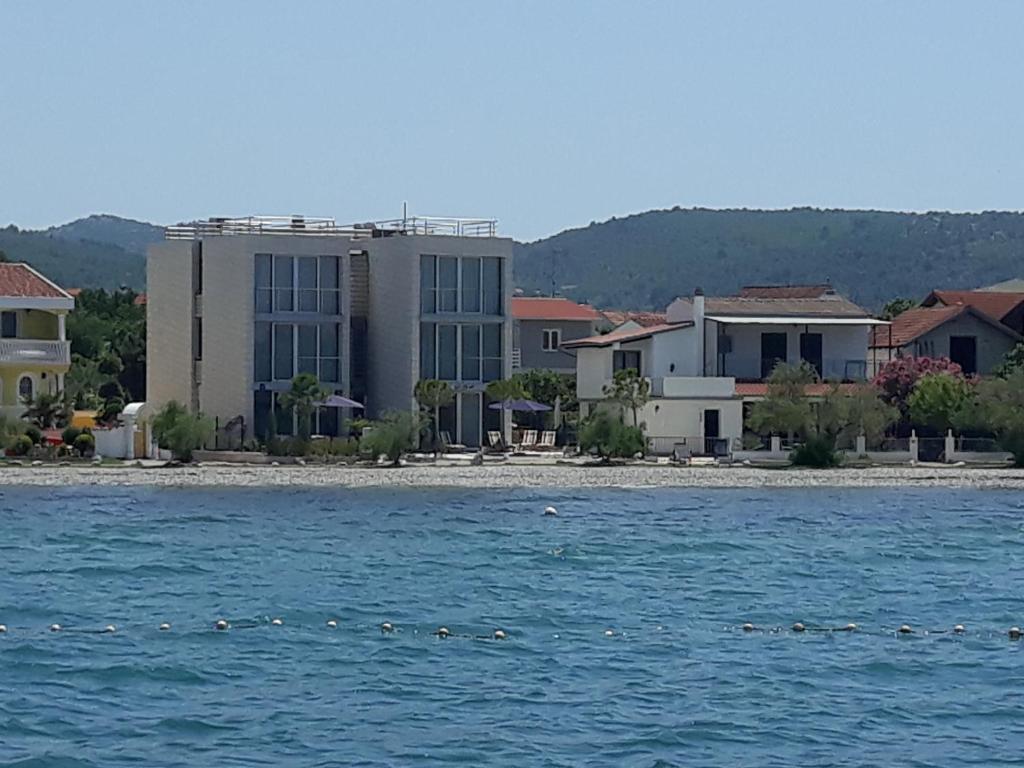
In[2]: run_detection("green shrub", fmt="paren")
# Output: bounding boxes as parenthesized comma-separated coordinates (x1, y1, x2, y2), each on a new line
(790, 435, 841, 468)
(151, 401, 215, 462)
(73, 433, 96, 456)
(62, 426, 82, 446)
(10, 434, 33, 456)
(24, 425, 42, 445)
(578, 411, 646, 459)
(308, 437, 359, 458)
(360, 411, 424, 465)
(267, 437, 310, 457)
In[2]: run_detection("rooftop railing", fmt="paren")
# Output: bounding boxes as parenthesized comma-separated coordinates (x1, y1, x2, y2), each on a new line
(165, 214, 498, 240)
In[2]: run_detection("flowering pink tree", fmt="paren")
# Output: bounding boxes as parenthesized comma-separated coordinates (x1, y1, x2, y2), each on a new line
(872, 356, 964, 417)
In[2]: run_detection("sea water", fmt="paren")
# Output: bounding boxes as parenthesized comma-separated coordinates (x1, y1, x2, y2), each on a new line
(1, 486, 1023, 766)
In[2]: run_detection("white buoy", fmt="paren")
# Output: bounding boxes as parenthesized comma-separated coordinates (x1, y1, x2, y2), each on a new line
(381, 622, 394, 634)
(159, 623, 171, 631)
(742, 623, 755, 632)
(604, 629, 614, 637)
(271, 618, 283, 626)
(493, 629, 507, 640)
(103, 624, 116, 634)
(436, 626, 451, 638)
(543, 506, 558, 516)
(215, 619, 229, 631)
(326, 619, 338, 629)
(845, 623, 857, 632)
(898, 624, 913, 635)
(792, 622, 806, 632)
(953, 624, 965, 634)
(1010, 626, 1022, 640)
(0, 624, 7, 633)
(49, 623, 62, 633)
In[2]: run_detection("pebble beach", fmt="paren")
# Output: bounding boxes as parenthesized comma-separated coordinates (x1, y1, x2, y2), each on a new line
(0, 460, 1022, 489)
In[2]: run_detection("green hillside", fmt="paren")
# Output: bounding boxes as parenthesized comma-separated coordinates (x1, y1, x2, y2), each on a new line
(513, 208, 1024, 311)
(0, 223, 146, 291)
(48, 214, 164, 256)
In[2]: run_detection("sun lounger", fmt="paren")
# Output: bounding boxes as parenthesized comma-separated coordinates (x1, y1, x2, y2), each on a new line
(538, 431, 557, 449)
(439, 431, 466, 453)
(520, 429, 538, 449)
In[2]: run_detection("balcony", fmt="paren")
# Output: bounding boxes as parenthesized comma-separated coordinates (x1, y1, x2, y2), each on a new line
(0, 340, 71, 366)
(718, 356, 868, 382)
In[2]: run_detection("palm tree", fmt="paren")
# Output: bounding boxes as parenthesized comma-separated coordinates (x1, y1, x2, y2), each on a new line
(22, 391, 70, 430)
(280, 373, 328, 441)
(485, 378, 527, 404)
(415, 379, 455, 453)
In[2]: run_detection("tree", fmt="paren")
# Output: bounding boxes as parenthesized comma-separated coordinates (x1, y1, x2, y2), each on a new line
(994, 342, 1024, 378)
(907, 372, 973, 433)
(22, 391, 70, 429)
(959, 371, 1024, 466)
(66, 288, 147, 401)
(872, 356, 963, 420)
(601, 368, 650, 427)
(577, 410, 646, 460)
(511, 370, 577, 425)
(360, 410, 424, 466)
(279, 373, 328, 442)
(414, 379, 455, 453)
(881, 297, 917, 320)
(747, 362, 817, 441)
(485, 378, 527, 403)
(151, 401, 214, 462)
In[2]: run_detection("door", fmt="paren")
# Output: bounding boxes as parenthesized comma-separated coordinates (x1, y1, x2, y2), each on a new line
(703, 409, 721, 455)
(800, 333, 823, 378)
(949, 336, 977, 375)
(760, 333, 788, 379)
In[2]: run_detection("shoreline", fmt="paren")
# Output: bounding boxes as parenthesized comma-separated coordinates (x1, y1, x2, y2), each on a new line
(0, 462, 1022, 489)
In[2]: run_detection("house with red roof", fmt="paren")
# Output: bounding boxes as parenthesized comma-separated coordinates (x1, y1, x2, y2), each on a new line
(870, 300, 1023, 376)
(0, 263, 75, 416)
(564, 286, 887, 456)
(511, 296, 608, 374)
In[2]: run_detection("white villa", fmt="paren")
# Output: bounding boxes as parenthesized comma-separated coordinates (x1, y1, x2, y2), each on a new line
(564, 285, 888, 456)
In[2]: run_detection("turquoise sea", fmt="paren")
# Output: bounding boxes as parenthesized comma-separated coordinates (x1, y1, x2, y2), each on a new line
(1, 486, 1023, 766)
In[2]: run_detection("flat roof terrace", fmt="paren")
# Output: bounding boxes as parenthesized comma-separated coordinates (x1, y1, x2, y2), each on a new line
(165, 214, 498, 240)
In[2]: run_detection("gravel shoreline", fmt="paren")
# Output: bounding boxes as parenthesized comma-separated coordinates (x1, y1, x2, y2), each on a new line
(0, 462, 1022, 489)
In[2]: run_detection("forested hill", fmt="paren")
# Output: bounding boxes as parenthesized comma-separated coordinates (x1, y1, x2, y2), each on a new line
(513, 208, 1024, 310)
(47, 214, 164, 257)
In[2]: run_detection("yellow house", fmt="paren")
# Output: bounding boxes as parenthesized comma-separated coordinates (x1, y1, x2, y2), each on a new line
(0, 263, 74, 418)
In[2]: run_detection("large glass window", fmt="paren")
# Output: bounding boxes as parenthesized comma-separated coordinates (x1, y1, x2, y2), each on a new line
(297, 257, 318, 312)
(274, 256, 294, 312)
(613, 350, 641, 374)
(255, 254, 273, 313)
(273, 324, 294, 380)
(254, 322, 272, 382)
(482, 323, 502, 381)
(253, 390, 272, 441)
(482, 257, 502, 315)
(438, 324, 458, 380)
(319, 323, 340, 382)
(438, 257, 459, 313)
(274, 392, 294, 436)
(461, 257, 481, 313)
(420, 256, 436, 314)
(0, 312, 15, 339)
(320, 255, 340, 315)
(420, 322, 436, 379)
(460, 392, 481, 448)
(461, 324, 481, 381)
(297, 325, 318, 375)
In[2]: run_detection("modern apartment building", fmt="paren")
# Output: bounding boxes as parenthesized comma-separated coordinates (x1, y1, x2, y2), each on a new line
(147, 215, 513, 447)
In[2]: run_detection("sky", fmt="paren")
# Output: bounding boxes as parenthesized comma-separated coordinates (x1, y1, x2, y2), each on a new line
(2, 1, 1023, 241)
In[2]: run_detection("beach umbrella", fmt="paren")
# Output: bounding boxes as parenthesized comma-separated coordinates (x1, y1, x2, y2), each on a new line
(487, 398, 552, 412)
(315, 394, 364, 409)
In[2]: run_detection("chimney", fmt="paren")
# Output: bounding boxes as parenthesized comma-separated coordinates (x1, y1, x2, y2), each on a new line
(693, 287, 706, 376)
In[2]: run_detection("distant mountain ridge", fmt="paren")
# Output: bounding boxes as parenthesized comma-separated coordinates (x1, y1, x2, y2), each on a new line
(2, 209, 1024, 306)
(513, 207, 1024, 310)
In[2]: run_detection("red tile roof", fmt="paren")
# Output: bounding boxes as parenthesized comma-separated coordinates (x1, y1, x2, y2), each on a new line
(133, 293, 147, 306)
(738, 284, 833, 299)
(870, 304, 1022, 348)
(601, 310, 668, 327)
(704, 295, 873, 318)
(0, 263, 72, 299)
(562, 322, 692, 348)
(512, 296, 603, 321)
(923, 290, 1024, 323)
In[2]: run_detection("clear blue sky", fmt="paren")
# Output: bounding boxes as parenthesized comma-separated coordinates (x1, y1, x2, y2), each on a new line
(2, 1, 1022, 241)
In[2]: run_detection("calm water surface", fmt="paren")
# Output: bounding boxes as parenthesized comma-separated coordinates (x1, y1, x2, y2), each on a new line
(1, 486, 1024, 766)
